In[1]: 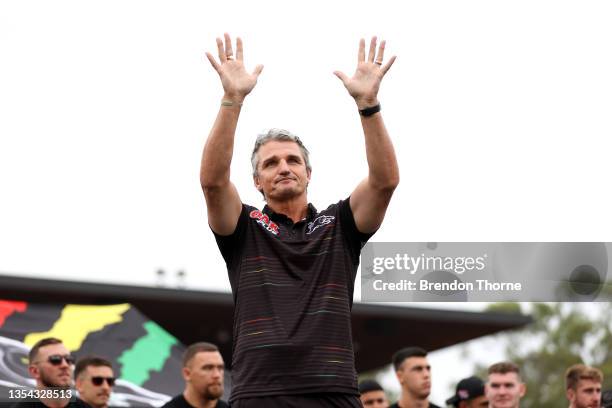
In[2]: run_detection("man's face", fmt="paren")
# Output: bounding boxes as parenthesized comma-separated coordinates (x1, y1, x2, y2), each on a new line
(464, 395, 489, 408)
(360, 390, 389, 408)
(486, 372, 525, 408)
(396, 356, 431, 399)
(567, 379, 602, 408)
(253, 140, 310, 202)
(183, 351, 224, 400)
(76, 365, 114, 408)
(29, 343, 73, 389)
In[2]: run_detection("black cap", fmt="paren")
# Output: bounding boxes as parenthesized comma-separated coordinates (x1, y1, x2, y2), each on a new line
(446, 376, 485, 406)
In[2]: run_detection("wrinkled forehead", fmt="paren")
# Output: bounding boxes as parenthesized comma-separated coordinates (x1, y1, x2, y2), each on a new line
(36, 343, 70, 360)
(257, 140, 304, 161)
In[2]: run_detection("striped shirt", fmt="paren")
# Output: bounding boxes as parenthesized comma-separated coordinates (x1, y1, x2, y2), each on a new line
(213, 198, 373, 402)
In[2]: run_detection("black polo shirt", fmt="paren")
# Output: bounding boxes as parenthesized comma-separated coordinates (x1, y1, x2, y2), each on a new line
(213, 198, 374, 402)
(160, 394, 229, 408)
(389, 402, 442, 408)
(9, 397, 91, 408)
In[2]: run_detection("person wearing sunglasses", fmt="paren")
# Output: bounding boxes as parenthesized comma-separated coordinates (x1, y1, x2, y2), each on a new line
(74, 356, 116, 408)
(14, 337, 91, 407)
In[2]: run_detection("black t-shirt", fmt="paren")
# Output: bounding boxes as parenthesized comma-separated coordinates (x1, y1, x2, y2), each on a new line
(213, 199, 374, 402)
(9, 397, 91, 408)
(160, 394, 229, 408)
(389, 402, 442, 408)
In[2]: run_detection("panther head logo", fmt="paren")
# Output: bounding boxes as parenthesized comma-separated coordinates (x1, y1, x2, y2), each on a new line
(306, 215, 335, 234)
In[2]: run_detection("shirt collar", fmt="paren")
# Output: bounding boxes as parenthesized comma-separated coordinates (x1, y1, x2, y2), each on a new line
(262, 203, 318, 224)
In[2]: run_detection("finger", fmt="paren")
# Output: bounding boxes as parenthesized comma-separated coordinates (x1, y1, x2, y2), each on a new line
(358, 38, 365, 63)
(216, 37, 226, 63)
(376, 40, 386, 64)
(224, 33, 234, 59)
(253, 64, 264, 78)
(367, 36, 377, 62)
(236, 37, 244, 61)
(380, 55, 396, 76)
(333, 70, 349, 85)
(205, 52, 221, 72)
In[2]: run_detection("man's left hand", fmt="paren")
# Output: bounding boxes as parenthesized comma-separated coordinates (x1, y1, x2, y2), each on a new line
(334, 37, 396, 110)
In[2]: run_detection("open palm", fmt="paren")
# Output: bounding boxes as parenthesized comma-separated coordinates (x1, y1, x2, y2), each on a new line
(206, 33, 263, 100)
(334, 37, 396, 108)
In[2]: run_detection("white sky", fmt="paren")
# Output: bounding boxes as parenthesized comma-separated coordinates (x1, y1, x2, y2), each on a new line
(1, 0, 611, 403)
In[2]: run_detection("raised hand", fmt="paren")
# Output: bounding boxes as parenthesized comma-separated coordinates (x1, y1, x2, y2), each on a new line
(205, 33, 264, 102)
(334, 37, 396, 109)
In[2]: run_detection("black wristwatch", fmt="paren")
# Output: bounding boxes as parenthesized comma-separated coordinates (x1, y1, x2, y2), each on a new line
(359, 103, 381, 117)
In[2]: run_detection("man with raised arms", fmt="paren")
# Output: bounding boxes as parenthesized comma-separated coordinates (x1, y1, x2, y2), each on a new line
(201, 33, 399, 407)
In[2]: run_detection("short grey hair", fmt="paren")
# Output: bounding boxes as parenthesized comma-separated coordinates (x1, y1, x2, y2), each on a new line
(251, 128, 311, 176)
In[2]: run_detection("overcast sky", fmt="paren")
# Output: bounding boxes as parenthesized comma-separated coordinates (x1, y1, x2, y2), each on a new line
(1, 0, 611, 402)
(2, 1, 611, 290)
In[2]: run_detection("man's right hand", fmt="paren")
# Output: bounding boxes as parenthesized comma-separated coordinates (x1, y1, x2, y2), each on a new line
(205, 33, 263, 103)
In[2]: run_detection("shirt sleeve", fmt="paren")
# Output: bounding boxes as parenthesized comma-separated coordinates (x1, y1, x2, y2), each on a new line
(211, 204, 249, 270)
(338, 197, 377, 265)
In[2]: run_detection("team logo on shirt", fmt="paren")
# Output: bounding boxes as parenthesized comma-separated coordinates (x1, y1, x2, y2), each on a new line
(306, 215, 335, 234)
(249, 210, 279, 235)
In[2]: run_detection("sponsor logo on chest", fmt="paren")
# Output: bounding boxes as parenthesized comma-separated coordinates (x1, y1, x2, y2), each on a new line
(249, 210, 279, 235)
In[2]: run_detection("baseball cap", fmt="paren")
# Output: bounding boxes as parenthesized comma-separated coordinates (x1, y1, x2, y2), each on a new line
(446, 376, 485, 407)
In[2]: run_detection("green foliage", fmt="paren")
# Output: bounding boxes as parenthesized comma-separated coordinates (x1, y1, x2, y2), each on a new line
(485, 302, 523, 315)
(476, 303, 612, 408)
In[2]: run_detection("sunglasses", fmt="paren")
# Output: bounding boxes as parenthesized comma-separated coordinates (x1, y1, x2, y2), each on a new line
(91, 376, 116, 387)
(47, 354, 76, 365)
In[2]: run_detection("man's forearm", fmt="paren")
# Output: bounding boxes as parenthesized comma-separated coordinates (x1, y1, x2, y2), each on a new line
(360, 111, 400, 191)
(200, 100, 242, 189)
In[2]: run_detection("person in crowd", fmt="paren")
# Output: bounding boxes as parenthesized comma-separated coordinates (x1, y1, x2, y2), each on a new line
(162, 342, 228, 408)
(445, 376, 488, 408)
(74, 356, 115, 408)
(358, 379, 389, 408)
(13, 337, 90, 407)
(389, 346, 441, 408)
(485, 361, 525, 408)
(565, 364, 603, 408)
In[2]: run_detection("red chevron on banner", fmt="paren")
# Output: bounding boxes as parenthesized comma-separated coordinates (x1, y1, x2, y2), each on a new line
(0, 300, 27, 327)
